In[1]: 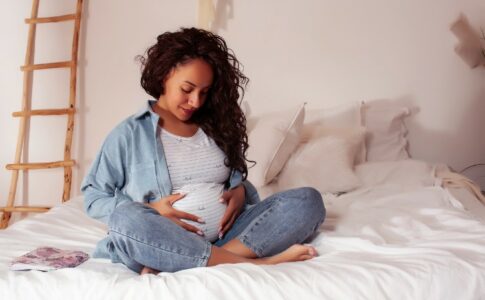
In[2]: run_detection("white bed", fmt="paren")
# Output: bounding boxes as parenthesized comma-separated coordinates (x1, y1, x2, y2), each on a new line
(1, 101, 485, 299)
(1, 159, 485, 300)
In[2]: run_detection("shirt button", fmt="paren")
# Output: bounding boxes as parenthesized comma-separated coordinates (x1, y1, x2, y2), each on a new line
(198, 205, 205, 210)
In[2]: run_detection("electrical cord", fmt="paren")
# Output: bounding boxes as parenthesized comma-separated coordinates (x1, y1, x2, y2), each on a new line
(459, 163, 485, 174)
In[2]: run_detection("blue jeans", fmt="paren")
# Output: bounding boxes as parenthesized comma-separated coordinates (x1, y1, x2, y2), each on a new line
(107, 187, 326, 273)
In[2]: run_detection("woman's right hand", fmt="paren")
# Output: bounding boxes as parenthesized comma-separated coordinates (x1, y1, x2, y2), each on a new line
(146, 193, 205, 236)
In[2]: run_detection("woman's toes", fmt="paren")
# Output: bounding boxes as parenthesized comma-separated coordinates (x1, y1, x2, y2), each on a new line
(140, 266, 159, 275)
(300, 255, 314, 260)
(308, 247, 317, 257)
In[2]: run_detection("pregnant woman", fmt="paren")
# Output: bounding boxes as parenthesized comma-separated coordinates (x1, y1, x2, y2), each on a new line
(81, 27, 326, 274)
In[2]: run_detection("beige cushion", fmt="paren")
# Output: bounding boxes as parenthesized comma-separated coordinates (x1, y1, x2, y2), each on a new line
(302, 102, 366, 164)
(277, 127, 365, 193)
(247, 103, 306, 187)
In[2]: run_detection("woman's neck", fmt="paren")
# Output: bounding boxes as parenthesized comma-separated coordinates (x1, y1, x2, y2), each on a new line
(151, 103, 198, 137)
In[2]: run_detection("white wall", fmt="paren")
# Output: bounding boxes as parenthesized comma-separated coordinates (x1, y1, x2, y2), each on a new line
(1, 0, 484, 213)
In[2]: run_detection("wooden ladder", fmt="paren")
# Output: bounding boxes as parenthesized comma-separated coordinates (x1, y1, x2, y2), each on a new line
(0, 0, 84, 229)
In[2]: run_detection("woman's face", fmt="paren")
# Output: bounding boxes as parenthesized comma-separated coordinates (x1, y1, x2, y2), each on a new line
(157, 58, 213, 122)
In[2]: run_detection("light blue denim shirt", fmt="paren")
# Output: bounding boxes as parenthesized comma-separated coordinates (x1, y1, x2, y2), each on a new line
(81, 100, 260, 225)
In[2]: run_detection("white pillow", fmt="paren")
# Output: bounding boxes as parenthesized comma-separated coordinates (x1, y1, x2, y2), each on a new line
(247, 103, 306, 187)
(361, 100, 411, 161)
(302, 101, 366, 164)
(276, 127, 365, 194)
(302, 125, 367, 166)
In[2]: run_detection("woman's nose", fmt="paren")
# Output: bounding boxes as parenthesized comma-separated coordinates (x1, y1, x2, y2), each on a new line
(189, 94, 202, 108)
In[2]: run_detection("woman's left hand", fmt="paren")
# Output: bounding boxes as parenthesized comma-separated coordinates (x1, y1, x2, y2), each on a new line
(218, 184, 245, 239)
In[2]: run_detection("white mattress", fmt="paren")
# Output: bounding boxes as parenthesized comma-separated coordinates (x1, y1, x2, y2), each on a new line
(1, 160, 485, 300)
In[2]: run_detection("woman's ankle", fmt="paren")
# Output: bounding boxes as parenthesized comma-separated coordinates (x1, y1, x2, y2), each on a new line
(220, 239, 258, 258)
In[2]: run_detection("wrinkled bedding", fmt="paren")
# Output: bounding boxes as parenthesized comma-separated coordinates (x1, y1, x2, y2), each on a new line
(1, 160, 484, 300)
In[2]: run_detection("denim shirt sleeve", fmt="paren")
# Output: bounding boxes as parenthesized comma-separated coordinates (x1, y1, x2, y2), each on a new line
(81, 129, 131, 224)
(227, 169, 261, 205)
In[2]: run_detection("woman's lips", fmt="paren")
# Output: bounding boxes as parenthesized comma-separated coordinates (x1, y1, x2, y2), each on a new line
(181, 107, 195, 116)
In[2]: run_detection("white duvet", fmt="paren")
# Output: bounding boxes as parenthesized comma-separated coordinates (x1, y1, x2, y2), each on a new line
(1, 160, 485, 300)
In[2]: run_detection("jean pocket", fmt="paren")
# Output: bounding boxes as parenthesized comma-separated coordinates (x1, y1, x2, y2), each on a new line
(126, 161, 160, 202)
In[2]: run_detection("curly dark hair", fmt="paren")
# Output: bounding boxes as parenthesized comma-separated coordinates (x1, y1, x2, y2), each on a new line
(137, 27, 251, 180)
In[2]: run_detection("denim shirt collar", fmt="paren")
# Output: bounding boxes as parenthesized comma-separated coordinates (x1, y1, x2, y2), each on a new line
(134, 100, 160, 133)
(134, 100, 157, 119)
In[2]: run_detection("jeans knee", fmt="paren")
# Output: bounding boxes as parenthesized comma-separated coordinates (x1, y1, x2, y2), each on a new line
(108, 201, 154, 233)
(298, 187, 326, 224)
(300, 187, 322, 201)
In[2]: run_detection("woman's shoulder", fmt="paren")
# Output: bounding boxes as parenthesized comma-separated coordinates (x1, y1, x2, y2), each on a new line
(103, 110, 154, 147)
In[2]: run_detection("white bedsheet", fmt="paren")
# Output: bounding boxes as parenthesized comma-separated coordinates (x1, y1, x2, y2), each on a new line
(1, 161, 485, 300)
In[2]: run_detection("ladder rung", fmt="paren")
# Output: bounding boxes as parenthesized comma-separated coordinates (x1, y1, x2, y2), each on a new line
(6, 160, 75, 171)
(25, 14, 76, 24)
(21, 61, 74, 71)
(1, 206, 50, 213)
(13, 108, 76, 117)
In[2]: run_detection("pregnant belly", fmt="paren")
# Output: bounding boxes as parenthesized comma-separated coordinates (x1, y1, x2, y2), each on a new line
(172, 183, 227, 242)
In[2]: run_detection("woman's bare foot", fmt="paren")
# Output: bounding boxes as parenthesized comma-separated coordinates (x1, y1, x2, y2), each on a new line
(206, 244, 318, 268)
(140, 266, 160, 275)
(264, 244, 318, 264)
